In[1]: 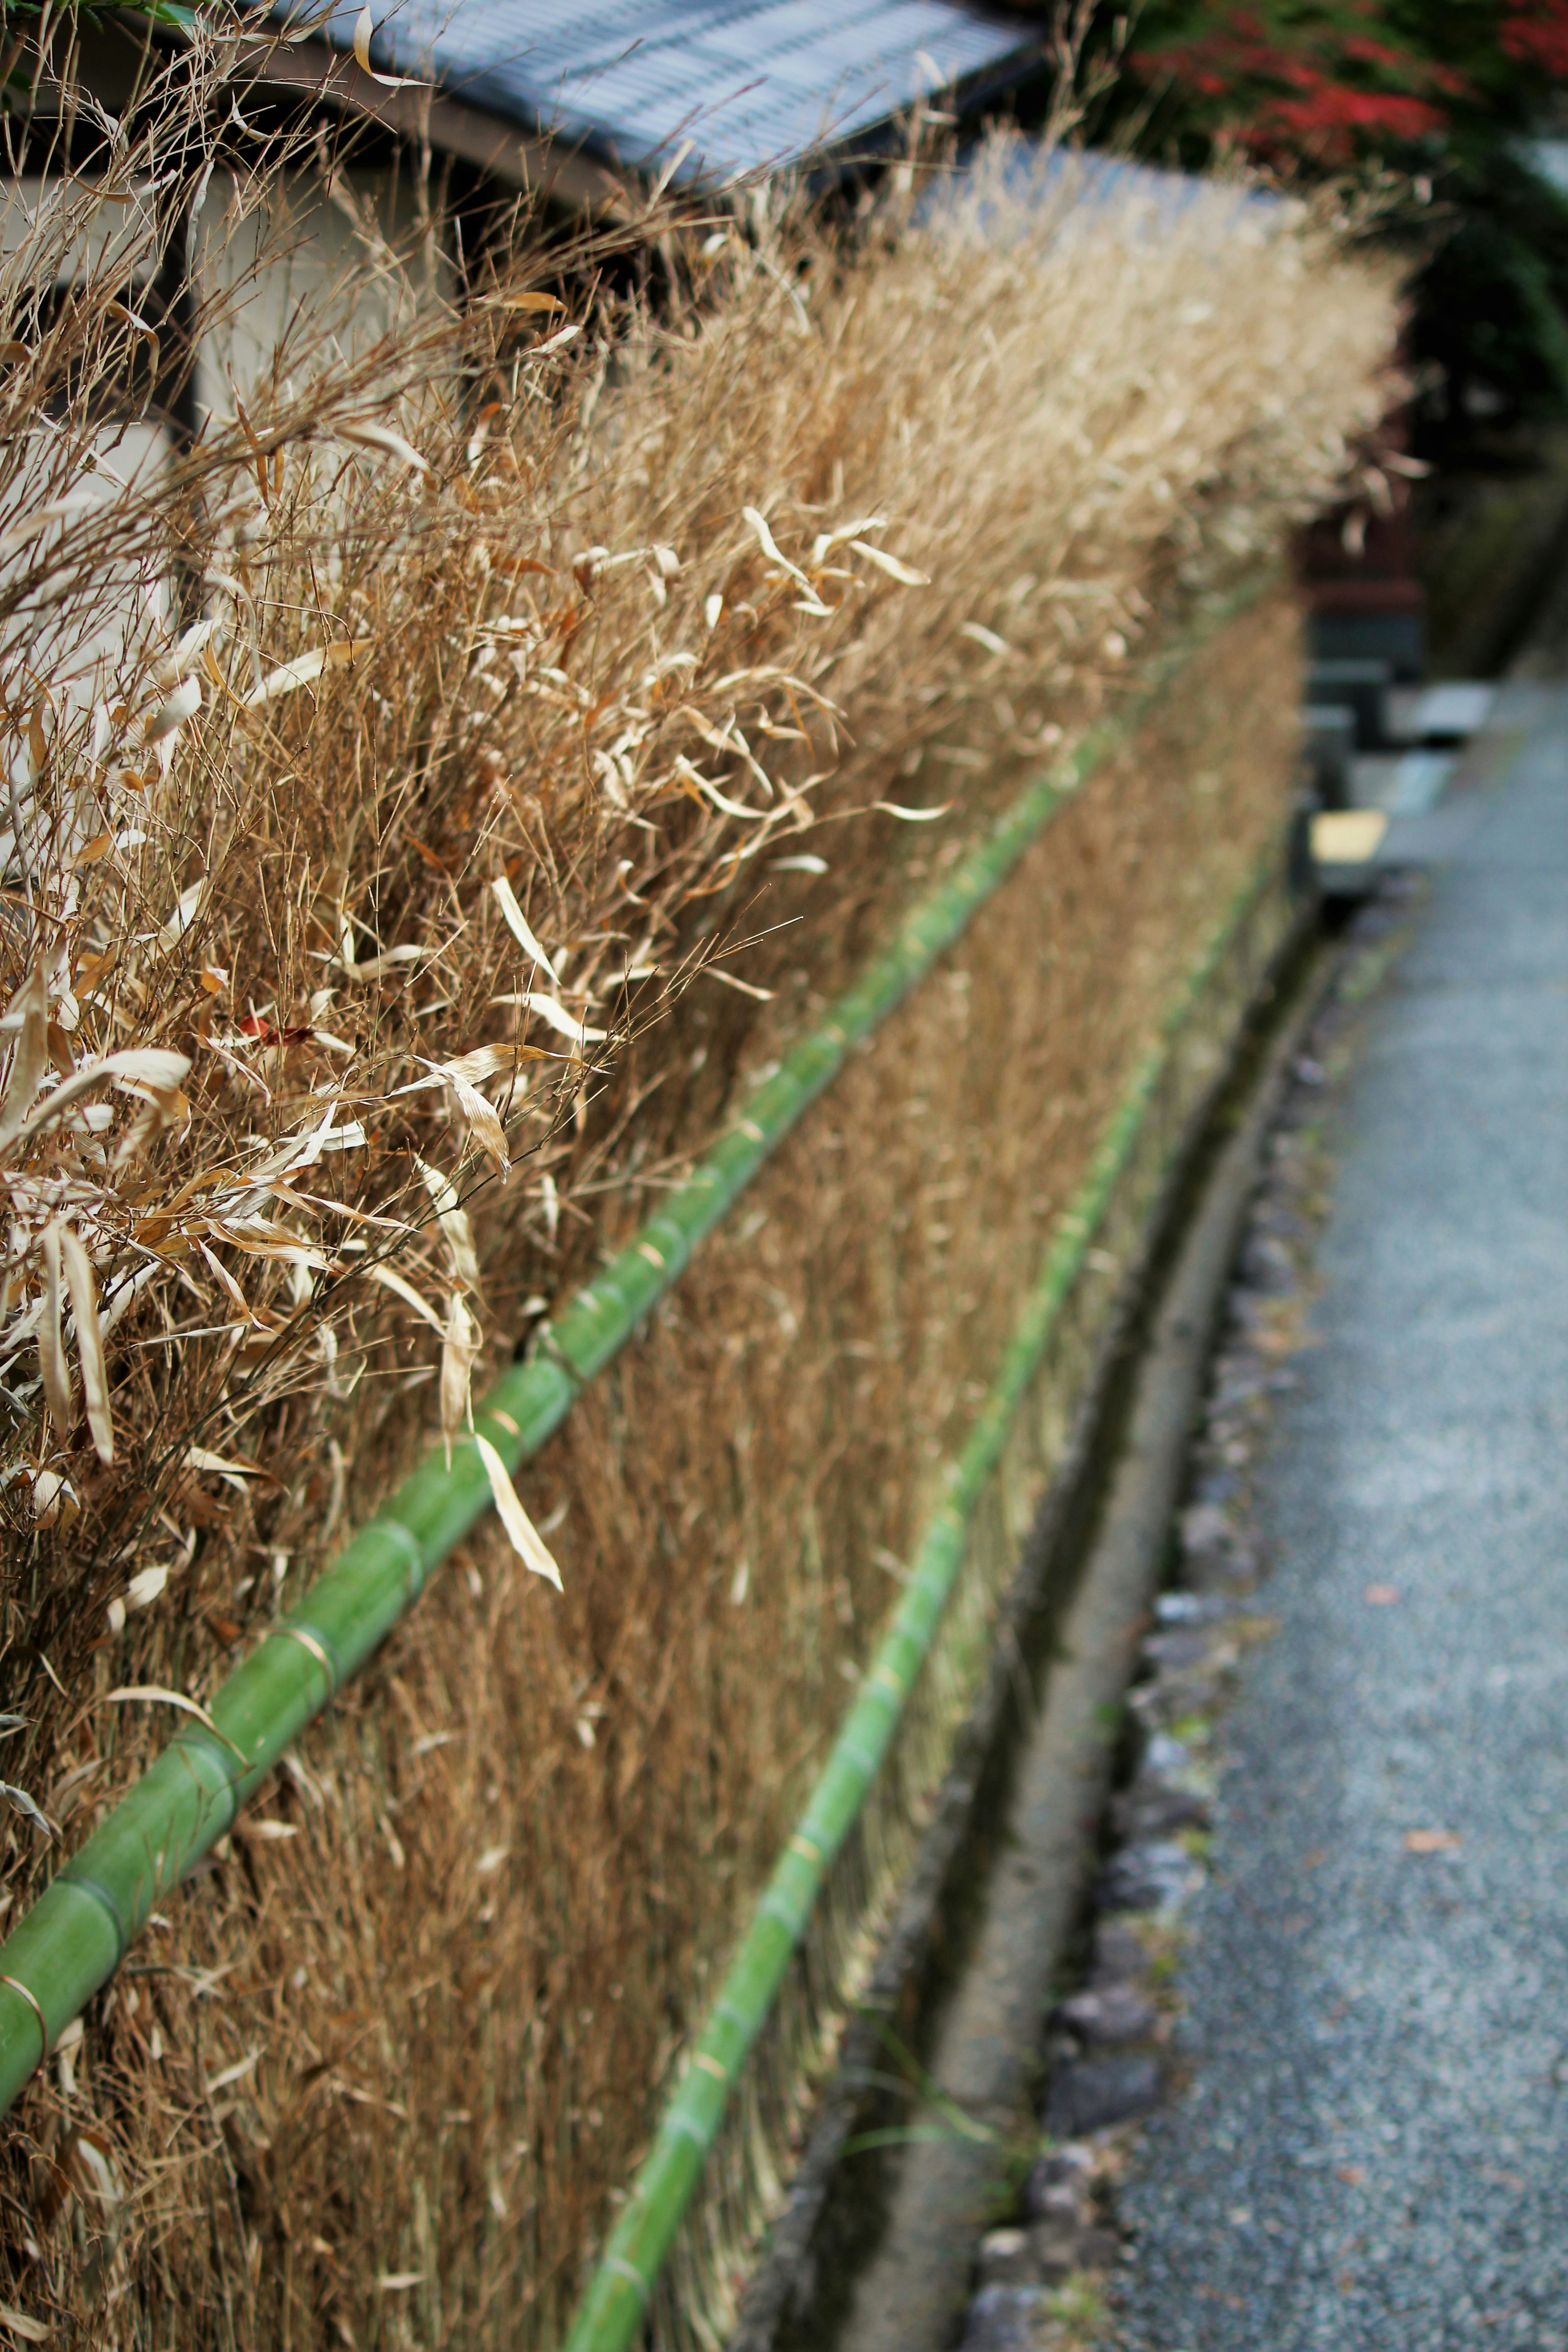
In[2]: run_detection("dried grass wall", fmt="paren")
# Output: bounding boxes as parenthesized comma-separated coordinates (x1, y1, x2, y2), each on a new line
(0, 30, 1398, 2345)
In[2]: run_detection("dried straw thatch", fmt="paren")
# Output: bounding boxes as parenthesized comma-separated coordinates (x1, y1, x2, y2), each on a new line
(0, 36, 1396, 2343)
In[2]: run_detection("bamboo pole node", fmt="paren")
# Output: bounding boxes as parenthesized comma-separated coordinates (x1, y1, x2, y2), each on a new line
(265, 1626, 339, 1693)
(58, 1866, 128, 1957)
(0, 1978, 47, 2070)
(604, 2257, 650, 2303)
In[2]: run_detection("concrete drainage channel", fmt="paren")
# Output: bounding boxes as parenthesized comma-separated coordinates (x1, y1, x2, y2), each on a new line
(734, 884, 1420, 2352)
(942, 889, 1418, 2352)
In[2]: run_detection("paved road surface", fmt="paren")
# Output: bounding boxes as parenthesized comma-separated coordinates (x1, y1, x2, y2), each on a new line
(1117, 688, 1568, 2349)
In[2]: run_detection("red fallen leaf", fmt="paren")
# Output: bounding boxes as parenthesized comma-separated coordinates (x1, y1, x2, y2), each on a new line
(1404, 1829, 1461, 1853)
(1335, 2164, 1365, 2186)
(238, 1014, 315, 1046)
(207, 1616, 243, 1646)
(1364, 1583, 1401, 1605)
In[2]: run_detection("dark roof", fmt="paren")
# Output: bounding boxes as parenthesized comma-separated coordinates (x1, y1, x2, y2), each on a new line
(294, 0, 1040, 186)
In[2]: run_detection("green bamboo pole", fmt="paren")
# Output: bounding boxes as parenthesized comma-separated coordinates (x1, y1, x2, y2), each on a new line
(561, 853, 1277, 2352)
(0, 583, 1264, 2120)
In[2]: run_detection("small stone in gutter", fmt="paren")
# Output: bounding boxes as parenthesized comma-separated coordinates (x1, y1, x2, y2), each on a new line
(1128, 1671, 1224, 1732)
(976, 2228, 1038, 2290)
(1045, 2052, 1164, 2137)
(1021, 2145, 1094, 2221)
(1053, 1983, 1158, 2044)
(1180, 1501, 1234, 1557)
(1071, 2225, 1122, 2271)
(1027, 2216, 1084, 2281)
(1111, 1780, 1211, 1842)
(1154, 1590, 1235, 1626)
(1142, 1731, 1196, 1780)
(1140, 1626, 1217, 1672)
(1090, 1920, 1150, 1987)
(1097, 1838, 1201, 1913)
(959, 2283, 1053, 2351)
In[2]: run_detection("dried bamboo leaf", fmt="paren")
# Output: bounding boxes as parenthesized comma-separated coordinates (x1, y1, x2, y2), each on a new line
(473, 1434, 563, 1590)
(244, 642, 360, 708)
(143, 674, 202, 743)
(849, 539, 930, 586)
(453, 1078, 510, 1176)
(415, 1158, 481, 1292)
(365, 1263, 446, 1334)
(494, 994, 608, 1048)
(337, 419, 430, 471)
(440, 1291, 479, 1468)
(0, 968, 49, 1154)
(59, 1228, 112, 1463)
(350, 6, 429, 90)
(491, 876, 562, 984)
(11, 1047, 192, 1152)
(741, 506, 811, 590)
(105, 1685, 220, 1731)
(36, 1228, 74, 1432)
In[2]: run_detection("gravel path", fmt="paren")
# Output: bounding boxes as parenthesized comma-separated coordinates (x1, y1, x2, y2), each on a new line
(1116, 689, 1568, 2350)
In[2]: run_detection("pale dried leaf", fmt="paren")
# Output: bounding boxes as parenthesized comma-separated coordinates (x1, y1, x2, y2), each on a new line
(105, 1685, 219, 1730)
(12, 1047, 192, 1150)
(393, 1044, 537, 1098)
(440, 1291, 479, 1467)
(337, 419, 430, 471)
(151, 886, 204, 955)
(37, 1229, 73, 1431)
(365, 1263, 446, 1334)
(185, 1445, 265, 1480)
(491, 876, 561, 984)
(350, 5, 429, 87)
(414, 1157, 481, 1292)
(810, 515, 887, 562)
(513, 994, 608, 1046)
(143, 674, 202, 743)
(339, 942, 428, 980)
(741, 506, 810, 589)
(473, 1434, 562, 1589)
(0, 968, 49, 1153)
(29, 1469, 78, 1530)
(453, 1078, 509, 1174)
(849, 539, 929, 586)
(706, 967, 774, 1001)
(205, 2049, 261, 2094)
(60, 1227, 112, 1463)
(244, 642, 359, 708)
(0, 1784, 53, 1840)
(0, 2297, 51, 2340)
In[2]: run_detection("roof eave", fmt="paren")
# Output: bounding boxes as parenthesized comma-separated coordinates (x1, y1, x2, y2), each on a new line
(228, 36, 637, 213)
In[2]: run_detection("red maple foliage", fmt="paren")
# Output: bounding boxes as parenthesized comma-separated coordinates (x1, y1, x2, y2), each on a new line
(1131, 5, 1464, 167)
(1501, 1, 1568, 77)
